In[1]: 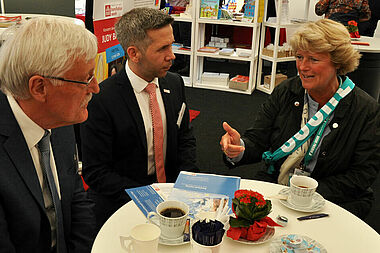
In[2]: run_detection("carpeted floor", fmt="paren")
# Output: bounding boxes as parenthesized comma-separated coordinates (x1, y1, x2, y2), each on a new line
(185, 86, 380, 234)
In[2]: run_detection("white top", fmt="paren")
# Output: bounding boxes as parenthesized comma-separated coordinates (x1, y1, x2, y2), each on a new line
(125, 62, 167, 176)
(91, 179, 380, 253)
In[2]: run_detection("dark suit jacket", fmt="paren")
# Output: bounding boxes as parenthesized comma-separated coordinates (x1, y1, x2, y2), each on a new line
(81, 69, 197, 228)
(0, 92, 96, 253)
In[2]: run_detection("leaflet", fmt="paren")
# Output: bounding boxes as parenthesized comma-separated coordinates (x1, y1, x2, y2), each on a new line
(168, 171, 241, 217)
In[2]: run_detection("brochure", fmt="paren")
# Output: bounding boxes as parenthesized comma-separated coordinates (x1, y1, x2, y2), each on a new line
(168, 171, 241, 217)
(125, 185, 164, 217)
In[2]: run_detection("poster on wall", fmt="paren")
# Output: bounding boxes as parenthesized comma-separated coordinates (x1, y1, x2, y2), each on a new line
(104, 1, 123, 18)
(93, 17, 119, 53)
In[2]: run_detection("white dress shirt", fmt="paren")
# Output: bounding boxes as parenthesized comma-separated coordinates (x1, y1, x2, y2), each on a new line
(7, 92, 61, 247)
(125, 62, 168, 176)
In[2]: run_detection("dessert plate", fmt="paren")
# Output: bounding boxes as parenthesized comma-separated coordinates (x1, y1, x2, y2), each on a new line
(269, 234, 327, 253)
(278, 188, 325, 212)
(228, 226, 275, 245)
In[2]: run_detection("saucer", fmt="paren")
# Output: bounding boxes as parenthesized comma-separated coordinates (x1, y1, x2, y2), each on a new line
(228, 226, 275, 245)
(159, 234, 189, 246)
(269, 234, 327, 253)
(278, 188, 325, 212)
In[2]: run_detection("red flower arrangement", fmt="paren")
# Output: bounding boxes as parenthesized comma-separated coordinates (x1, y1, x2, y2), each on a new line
(346, 20, 360, 38)
(227, 189, 281, 241)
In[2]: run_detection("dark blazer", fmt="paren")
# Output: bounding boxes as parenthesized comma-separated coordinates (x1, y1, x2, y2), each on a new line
(225, 76, 380, 218)
(0, 92, 96, 253)
(80, 68, 197, 228)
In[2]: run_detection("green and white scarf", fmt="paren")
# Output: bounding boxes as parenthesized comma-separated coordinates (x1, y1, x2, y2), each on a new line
(263, 76, 355, 175)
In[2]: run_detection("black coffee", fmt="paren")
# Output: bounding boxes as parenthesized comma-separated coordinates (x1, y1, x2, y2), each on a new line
(160, 208, 185, 218)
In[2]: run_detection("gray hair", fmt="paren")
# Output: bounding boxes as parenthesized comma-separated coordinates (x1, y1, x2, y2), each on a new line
(115, 7, 173, 56)
(0, 17, 98, 99)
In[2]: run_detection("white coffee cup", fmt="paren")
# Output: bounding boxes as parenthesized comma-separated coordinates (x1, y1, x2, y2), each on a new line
(288, 175, 318, 207)
(147, 200, 189, 239)
(191, 237, 223, 253)
(120, 223, 161, 253)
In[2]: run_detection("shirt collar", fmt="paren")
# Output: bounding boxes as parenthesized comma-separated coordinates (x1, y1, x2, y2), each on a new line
(125, 61, 159, 93)
(6, 93, 48, 150)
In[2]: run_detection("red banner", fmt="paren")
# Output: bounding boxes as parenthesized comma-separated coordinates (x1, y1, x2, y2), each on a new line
(93, 17, 119, 53)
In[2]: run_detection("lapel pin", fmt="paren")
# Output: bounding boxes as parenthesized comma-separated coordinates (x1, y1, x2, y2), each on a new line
(332, 123, 338, 129)
(294, 101, 300, 106)
(163, 89, 170, 94)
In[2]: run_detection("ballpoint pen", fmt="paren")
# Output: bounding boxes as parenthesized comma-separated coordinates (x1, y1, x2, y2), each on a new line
(297, 213, 329, 221)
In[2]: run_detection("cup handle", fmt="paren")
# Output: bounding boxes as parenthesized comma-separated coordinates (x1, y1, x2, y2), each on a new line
(120, 236, 133, 252)
(147, 211, 160, 227)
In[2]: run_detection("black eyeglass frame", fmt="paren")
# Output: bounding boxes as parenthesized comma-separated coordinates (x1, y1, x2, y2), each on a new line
(42, 75, 95, 86)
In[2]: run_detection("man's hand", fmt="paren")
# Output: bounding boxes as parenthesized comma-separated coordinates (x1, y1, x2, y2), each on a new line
(219, 122, 245, 158)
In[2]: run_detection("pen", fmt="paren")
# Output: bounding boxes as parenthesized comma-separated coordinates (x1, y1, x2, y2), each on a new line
(297, 213, 329, 221)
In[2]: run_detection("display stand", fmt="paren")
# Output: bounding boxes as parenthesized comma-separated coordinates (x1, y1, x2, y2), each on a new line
(192, 0, 263, 94)
(256, 0, 310, 94)
(170, 1, 196, 87)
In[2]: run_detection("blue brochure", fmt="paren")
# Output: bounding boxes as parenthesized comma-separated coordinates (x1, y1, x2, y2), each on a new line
(125, 185, 164, 217)
(169, 171, 241, 217)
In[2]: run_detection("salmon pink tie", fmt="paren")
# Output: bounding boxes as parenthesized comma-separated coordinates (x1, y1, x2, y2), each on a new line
(145, 83, 166, 183)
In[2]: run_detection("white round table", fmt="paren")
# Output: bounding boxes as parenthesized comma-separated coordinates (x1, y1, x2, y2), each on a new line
(91, 179, 380, 252)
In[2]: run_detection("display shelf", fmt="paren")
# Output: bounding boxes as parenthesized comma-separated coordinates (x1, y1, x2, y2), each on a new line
(256, 0, 306, 94)
(193, 82, 253, 95)
(170, 4, 196, 87)
(195, 51, 254, 62)
(192, 0, 262, 94)
(261, 54, 295, 62)
(197, 18, 261, 28)
(172, 16, 193, 22)
(173, 48, 193, 55)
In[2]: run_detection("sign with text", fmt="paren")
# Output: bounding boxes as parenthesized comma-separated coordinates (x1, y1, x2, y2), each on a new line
(93, 18, 119, 53)
(105, 43, 125, 63)
(104, 2, 123, 18)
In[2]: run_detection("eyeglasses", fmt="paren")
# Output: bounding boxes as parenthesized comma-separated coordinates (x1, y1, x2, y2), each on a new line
(42, 75, 95, 86)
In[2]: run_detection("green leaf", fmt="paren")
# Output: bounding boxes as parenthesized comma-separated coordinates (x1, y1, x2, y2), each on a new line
(229, 217, 252, 228)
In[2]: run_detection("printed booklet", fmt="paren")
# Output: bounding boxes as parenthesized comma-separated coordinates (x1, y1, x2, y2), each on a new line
(168, 171, 241, 217)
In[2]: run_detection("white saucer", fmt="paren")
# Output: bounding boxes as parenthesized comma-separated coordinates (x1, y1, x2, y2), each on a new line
(269, 234, 327, 253)
(159, 234, 189, 246)
(227, 226, 275, 245)
(278, 188, 325, 212)
(351, 37, 361, 41)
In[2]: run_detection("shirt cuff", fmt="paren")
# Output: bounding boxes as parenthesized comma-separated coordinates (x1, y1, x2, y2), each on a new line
(226, 139, 245, 165)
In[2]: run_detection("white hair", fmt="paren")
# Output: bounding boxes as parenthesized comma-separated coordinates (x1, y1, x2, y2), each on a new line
(0, 16, 98, 99)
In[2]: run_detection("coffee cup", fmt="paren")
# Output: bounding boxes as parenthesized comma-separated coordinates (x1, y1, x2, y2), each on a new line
(120, 223, 160, 253)
(288, 175, 318, 207)
(147, 200, 189, 239)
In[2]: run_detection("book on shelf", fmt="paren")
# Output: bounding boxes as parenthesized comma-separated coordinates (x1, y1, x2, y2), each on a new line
(219, 48, 234, 56)
(168, 171, 241, 218)
(198, 46, 219, 53)
(200, 0, 219, 19)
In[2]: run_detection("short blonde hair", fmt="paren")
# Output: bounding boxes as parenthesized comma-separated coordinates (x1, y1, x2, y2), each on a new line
(290, 19, 360, 75)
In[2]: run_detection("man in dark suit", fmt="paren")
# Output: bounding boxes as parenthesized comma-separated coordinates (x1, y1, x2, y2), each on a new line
(81, 7, 198, 230)
(0, 17, 99, 252)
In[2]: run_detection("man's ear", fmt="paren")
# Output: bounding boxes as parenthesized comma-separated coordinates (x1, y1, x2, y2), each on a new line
(28, 75, 47, 102)
(127, 46, 142, 63)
